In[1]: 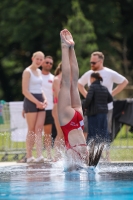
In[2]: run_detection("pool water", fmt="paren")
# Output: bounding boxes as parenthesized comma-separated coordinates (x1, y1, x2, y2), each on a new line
(0, 162, 133, 200)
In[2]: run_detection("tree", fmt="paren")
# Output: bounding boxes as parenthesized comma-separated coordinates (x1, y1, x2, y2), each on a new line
(58, 0, 98, 76)
(0, 0, 73, 101)
(79, 0, 133, 83)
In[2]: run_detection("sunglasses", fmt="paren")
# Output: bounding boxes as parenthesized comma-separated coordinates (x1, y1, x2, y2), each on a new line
(45, 61, 53, 65)
(90, 60, 100, 65)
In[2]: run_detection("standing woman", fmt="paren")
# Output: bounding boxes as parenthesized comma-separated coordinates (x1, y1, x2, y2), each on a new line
(22, 51, 47, 163)
(84, 72, 113, 144)
(52, 63, 65, 161)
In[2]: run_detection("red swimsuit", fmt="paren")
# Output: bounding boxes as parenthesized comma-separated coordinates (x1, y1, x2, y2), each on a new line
(61, 111, 85, 150)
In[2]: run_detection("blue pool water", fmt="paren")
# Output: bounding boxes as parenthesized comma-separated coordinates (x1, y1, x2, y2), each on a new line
(0, 162, 133, 200)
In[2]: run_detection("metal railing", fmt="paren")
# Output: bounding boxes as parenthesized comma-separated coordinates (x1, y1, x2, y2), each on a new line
(0, 101, 133, 161)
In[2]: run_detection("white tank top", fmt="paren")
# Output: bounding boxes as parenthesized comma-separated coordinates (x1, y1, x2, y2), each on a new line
(27, 68, 43, 94)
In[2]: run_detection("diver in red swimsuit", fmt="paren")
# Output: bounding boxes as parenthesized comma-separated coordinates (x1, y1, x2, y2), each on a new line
(58, 29, 89, 170)
(61, 110, 84, 149)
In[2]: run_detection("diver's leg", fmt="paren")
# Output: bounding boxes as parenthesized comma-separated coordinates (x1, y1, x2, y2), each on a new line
(65, 29, 82, 114)
(58, 30, 75, 126)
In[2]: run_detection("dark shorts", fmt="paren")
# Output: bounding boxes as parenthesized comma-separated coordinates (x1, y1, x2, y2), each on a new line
(24, 93, 45, 113)
(45, 110, 54, 125)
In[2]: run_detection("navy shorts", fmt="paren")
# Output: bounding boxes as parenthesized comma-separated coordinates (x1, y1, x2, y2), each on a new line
(24, 93, 45, 113)
(45, 110, 54, 125)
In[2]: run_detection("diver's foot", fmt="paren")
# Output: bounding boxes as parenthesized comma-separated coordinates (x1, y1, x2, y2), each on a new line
(60, 29, 71, 47)
(64, 29, 75, 47)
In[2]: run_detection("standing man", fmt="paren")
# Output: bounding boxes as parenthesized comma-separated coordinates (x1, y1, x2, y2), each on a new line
(78, 51, 128, 160)
(41, 56, 54, 161)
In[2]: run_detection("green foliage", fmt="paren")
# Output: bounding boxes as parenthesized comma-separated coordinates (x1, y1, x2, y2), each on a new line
(79, 0, 133, 82)
(64, 0, 98, 76)
(0, 0, 73, 101)
(0, 0, 133, 100)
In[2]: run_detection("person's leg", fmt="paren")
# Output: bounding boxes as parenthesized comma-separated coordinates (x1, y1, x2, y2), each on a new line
(93, 113, 110, 162)
(106, 109, 113, 161)
(64, 30, 82, 114)
(87, 116, 95, 144)
(52, 104, 65, 160)
(52, 105, 64, 138)
(25, 113, 37, 159)
(69, 49, 82, 114)
(83, 115, 88, 140)
(107, 109, 113, 141)
(96, 113, 108, 143)
(44, 124, 52, 159)
(58, 30, 75, 126)
(44, 110, 54, 159)
(69, 45, 88, 159)
(34, 111, 46, 158)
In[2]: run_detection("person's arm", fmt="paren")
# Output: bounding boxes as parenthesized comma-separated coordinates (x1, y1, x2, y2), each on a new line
(52, 77, 60, 99)
(42, 91, 48, 108)
(78, 71, 90, 98)
(112, 79, 129, 97)
(22, 70, 45, 109)
(78, 83, 88, 98)
(22, 110, 25, 118)
(84, 85, 94, 108)
(107, 91, 113, 103)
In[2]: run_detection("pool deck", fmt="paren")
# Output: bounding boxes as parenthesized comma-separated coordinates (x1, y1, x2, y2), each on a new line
(0, 161, 133, 167)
